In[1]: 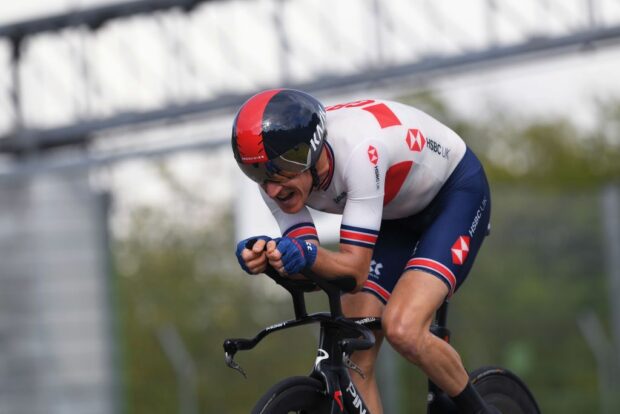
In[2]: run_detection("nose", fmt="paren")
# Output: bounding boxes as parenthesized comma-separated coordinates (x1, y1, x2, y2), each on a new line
(263, 181, 284, 198)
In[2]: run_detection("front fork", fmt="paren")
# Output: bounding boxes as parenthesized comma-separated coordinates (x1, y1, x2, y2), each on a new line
(312, 322, 373, 414)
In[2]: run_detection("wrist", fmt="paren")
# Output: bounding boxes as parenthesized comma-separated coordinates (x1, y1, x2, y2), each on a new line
(276, 237, 318, 275)
(302, 240, 318, 268)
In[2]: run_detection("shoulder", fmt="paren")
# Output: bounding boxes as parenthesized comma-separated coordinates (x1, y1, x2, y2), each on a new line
(325, 98, 444, 132)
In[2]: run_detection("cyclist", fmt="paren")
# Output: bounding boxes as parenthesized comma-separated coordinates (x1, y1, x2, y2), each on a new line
(232, 89, 495, 414)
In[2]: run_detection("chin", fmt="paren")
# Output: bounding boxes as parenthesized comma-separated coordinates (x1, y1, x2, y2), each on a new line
(278, 202, 304, 214)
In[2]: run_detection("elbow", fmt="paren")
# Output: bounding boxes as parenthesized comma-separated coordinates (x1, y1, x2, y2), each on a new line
(349, 256, 371, 292)
(353, 270, 369, 292)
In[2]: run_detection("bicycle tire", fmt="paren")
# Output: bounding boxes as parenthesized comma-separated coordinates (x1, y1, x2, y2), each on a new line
(251, 376, 333, 414)
(470, 366, 541, 414)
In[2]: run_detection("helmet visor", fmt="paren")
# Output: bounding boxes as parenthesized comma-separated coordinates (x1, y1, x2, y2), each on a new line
(238, 143, 312, 183)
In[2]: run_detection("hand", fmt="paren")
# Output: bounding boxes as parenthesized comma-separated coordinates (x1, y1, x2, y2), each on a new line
(266, 237, 318, 276)
(235, 236, 272, 274)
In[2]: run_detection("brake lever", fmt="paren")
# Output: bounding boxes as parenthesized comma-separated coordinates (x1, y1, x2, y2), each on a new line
(225, 351, 247, 379)
(223, 339, 248, 378)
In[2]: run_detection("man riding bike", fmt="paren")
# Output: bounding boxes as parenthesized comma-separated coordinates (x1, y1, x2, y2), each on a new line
(232, 88, 496, 414)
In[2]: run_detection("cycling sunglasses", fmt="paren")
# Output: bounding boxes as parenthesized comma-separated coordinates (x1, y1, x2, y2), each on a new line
(238, 143, 313, 184)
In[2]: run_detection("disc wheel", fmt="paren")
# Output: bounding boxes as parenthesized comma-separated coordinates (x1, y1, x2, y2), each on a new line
(470, 366, 541, 414)
(251, 376, 332, 414)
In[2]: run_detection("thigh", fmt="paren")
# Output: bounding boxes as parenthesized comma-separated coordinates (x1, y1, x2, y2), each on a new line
(384, 269, 449, 329)
(342, 290, 385, 318)
(360, 220, 420, 305)
(406, 169, 491, 296)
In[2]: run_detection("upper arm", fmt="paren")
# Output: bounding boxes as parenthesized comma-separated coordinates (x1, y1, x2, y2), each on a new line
(339, 139, 386, 251)
(338, 242, 374, 290)
(322, 139, 388, 288)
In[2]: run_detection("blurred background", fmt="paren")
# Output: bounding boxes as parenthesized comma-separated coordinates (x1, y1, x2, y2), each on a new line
(0, 0, 619, 413)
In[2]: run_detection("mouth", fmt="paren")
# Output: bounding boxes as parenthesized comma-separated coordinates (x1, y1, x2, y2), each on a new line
(276, 190, 295, 202)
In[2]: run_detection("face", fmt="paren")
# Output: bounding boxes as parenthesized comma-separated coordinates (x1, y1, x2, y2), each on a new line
(260, 170, 313, 213)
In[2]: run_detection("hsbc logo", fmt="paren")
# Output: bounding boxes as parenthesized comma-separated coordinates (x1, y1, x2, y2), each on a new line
(451, 236, 470, 265)
(406, 128, 426, 152)
(406, 129, 450, 159)
(367, 145, 379, 165)
(469, 197, 488, 238)
(368, 145, 381, 189)
(427, 138, 451, 159)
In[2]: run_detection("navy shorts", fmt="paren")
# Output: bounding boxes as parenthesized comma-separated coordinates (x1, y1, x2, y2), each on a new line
(362, 148, 491, 304)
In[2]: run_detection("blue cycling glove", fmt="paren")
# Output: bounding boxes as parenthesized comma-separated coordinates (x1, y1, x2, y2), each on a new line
(235, 235, 272, 274)
(275, 237, 318, 275)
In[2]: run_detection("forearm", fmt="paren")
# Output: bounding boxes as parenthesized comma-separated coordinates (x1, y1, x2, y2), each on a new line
(310, 244, 371, 290)
(266, 238, 372, 290)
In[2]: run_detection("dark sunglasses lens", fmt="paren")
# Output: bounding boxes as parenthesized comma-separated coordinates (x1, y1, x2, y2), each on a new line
(238, 162, 270, 183)
(238, 151, 310, 183)
(273, 144, 311, 172)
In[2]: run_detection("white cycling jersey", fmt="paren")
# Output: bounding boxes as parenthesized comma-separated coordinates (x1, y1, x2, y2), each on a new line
(261, 99, 467, 248)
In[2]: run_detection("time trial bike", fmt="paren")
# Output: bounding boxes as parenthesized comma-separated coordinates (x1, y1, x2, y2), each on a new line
(224, 254, 540, 413)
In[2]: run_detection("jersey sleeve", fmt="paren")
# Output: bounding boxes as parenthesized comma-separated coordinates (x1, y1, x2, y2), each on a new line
(339, 140, 386, 249)
(260, 187, 320, 243)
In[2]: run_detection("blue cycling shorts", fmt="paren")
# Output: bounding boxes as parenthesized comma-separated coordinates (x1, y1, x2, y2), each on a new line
(362, 147, 491, 304)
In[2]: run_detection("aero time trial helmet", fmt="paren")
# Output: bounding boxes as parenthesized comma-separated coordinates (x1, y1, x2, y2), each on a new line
(231, 89, 327, 184)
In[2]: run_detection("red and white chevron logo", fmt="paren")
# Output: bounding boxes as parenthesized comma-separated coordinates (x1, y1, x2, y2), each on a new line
(451, 236, 470, 265)
(368, 145, 379, 165)
(406, 128, 426, 152)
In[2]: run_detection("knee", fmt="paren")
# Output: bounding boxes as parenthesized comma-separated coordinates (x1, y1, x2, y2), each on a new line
(383, 312, 430, 365)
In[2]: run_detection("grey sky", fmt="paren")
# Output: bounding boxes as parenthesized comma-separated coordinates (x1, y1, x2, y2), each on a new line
(2, 0, 620, 134)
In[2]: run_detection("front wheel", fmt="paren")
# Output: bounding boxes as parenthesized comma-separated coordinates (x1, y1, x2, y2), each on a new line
(251, 376, 332, 414)
(470, 366, 541, 414)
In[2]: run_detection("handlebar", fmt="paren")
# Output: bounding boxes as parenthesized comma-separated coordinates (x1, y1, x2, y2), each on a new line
(224, 238, 379, 377)
(244, 238, 358, 319)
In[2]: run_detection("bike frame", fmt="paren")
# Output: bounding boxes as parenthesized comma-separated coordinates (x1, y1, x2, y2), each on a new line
(309, 316, 379, 414)
(223, 264, 457, 413)
(224, 266, 378, 413)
